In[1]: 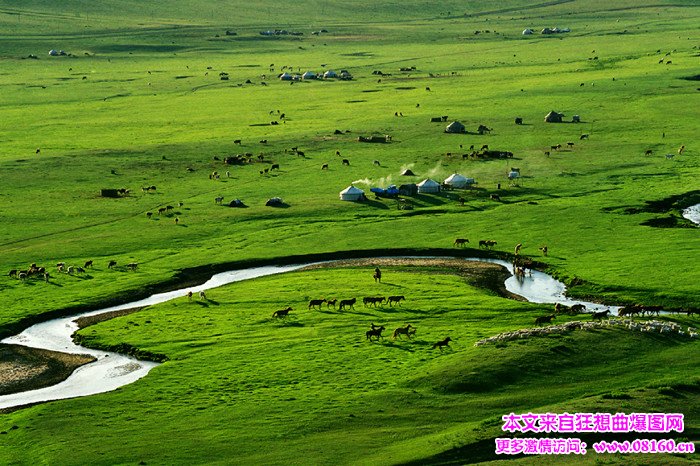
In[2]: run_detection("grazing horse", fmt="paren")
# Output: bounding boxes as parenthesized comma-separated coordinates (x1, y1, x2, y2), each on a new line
(454, 238, 469, 247)
(321, 163, 329, 170)
(187, 291, 193, 301)
(84, 260, 93, 268)
(215, 196, 224, 204)
(388, 295, 405, 306)
(366, 325, 385, 342)
(539, 245, 548, 256)
(570, 304, 586, 314)
(644, 149, 653, 156)
(308, 299, 326, 310)
(554, 302, 563, 314)
(272, 307, 292, 318)
(326, 299, 337, 309)
(342, 159, 350, 166)
(514, 243, 522, 255)
(107, 260, 117, 269)
(535, 314, 556, 326)
(432, 336, 452, 351)
(339, 298, 356, 310)
(490, 194, 501, 201)
(373, 267, 382, 283)
(678, 145, 685, 155)
(126, 262, 138, 271)
(199, 291, 207, 300)
(392, 324, 416, 340)
(592, 310, 610, 321)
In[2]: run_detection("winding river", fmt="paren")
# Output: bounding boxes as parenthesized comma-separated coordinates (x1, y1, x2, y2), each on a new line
(683, 203, 700, 225)
(0, 258, 616, 409)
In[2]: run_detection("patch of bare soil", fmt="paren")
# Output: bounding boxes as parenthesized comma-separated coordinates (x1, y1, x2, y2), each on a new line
(0, 344, 95, 396)
(300, 258, 523, 301)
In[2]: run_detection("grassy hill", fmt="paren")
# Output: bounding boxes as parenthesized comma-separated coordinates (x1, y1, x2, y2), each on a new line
(0, 0, 698, 463)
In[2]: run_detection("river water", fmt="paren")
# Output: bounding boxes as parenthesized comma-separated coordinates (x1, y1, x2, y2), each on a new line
(0, 258, 615, 409)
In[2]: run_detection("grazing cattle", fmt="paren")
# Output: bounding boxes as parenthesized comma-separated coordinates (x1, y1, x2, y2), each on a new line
(44, 272, 50, 283)
(644, 149, 653, 156)
(544, 151, 550, 157)
(108, 260, 117, 269)
(158, 207, 167, 215)
(270, 163, 280, 170)
(84, 260, 93, 268)
(373, 160, 380, 166)
(373, 267, 382, 283)
(339, 298, 356, 310)
(308, 299, 326, 310)
(490, 194, 501, 201)
(392, 324, 416, 340)
(514, 243, 522, 255)
(592, 309, 610, 321)
(215, 196, 224, 204)
(431, 117, 442, 123)
(425, 86, 431, 91)
(567, 142, 574, 148)
(296, 150, 305, 156)
(272, 307, 292, 318)
(432, 336, 452, 351)
(8, 269, 18, 278)
(480, 144, 489, 151)
(36, 148, 41, 154)
(234, 139, 242, 145)
(342, 159, 350, 166)
(678, 145, 685, 155)
(326, 299, 337, 309)
(260, 139, 267, 144)
(199, 291, 206, 300)
(570, 304, 586, 314)
(321, 163, 329, 170)
(539, 245, 548, 257)
(388, 295, 405, 306)
(534, 314, 556, 326)
(453, 238, 469, 247)
(146, 212, 153, 219)
(174, 217, 180, 224)
(580, 134, 589, 140)
(366, 325, 385, 342)
(187, 291, 193, 301)
(126, 262, 138, 271)
(514, 117, 523, 125)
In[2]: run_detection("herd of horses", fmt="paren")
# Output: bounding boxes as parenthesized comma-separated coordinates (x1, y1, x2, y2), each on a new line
(305, 296, 405, 310)
(8, 259, 137, 282)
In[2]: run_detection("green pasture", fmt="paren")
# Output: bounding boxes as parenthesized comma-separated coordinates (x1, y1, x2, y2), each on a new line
(2, 265, 699, 464)
(0, 0, 699, 463)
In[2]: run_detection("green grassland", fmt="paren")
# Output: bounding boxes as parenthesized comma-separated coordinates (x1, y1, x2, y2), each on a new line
(0, 0, 699, 463)
(3, 265, 700, 465)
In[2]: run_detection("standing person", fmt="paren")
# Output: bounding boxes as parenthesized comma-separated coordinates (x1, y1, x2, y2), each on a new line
(373, 267, 382, 283)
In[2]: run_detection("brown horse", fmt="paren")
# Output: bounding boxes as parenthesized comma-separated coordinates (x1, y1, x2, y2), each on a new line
(432, 337, 452, 351)
(272, 307, 292, 318)
(366, 325, 385, 341)
(388, 296, 405, 306)
(534, 314, 556, 326)
(392, 324, 416, 339)
(454, 238, 469, 247)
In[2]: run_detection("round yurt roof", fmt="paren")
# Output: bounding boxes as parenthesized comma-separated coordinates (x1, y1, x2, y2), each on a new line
(340, 185, 364, 195)
(279, 72, 293, 80)
(302, 71, 316, 79)
(444, 173, 475, 187)
(417, 178, 440, 188)
(522, 29, 533, 35)
(323, 70, 337, 78)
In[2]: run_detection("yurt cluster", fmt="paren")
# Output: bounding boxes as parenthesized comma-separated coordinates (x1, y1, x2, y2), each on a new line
(279, 69, 353, 81)
(340, 173, 475, 202)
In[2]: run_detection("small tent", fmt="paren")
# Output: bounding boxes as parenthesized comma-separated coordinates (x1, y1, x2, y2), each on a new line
(401, 169, 416, 176)
(522, 29, 534, 35)
(417, 179, 441, 193)
(445, 121, 466, 134)
(323, 70, 337, 79)
(544, 110, 564, 123)
(279, 72, 293, 81)
(265, 197, 285, 207)
(302, 71, 317, 80)
(48, 49, 59, 56)
(444, 173, 475, 189)
(339, 185, 365, 201)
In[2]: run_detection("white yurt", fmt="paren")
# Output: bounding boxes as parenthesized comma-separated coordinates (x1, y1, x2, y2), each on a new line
(323, 70, 337, 79)
(302, 71, 317, 80)
(339, 185, 365, 201)
(445, 121, 466, 133)
(279, 72, 293, 81)
(444, 173, 475, 189)
(508, 171, 520, 180)
(522, 28, 534, 35)
(417, 178, 441, 193)
(48, 49, 59, 56)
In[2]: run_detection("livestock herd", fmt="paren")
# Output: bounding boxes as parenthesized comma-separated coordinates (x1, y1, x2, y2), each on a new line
(8, 259, 138, 283)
